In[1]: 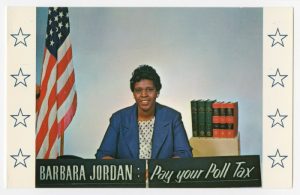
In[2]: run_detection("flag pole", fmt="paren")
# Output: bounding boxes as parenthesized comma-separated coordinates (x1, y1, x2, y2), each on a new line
(60, 131, 64, 156)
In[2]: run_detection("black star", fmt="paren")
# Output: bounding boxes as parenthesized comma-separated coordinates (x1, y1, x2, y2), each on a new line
(268, 149, 288, 168)
(10, 27, 31, 47)
(10, 108, 30, 127)
(10, 68, 31, 87)
(268, 109, 288, 128)
(268, 28, 288, 47)
(10, 148, 30, 168)
(268, 68, 288, 87)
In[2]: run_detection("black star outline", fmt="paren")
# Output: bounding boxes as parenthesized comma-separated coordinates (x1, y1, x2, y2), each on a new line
(268, 109, 288, 128)
(10, 148, 30, 168)
(10, 27, 31, 47)
(268, 68, 288, 87)
(10, 108, 30, 127)
(10, 68, 31, 87)
(268, 28, 288, 47)
(268, 149, 288, 168)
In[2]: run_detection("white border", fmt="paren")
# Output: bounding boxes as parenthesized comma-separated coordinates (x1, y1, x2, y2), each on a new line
(6, 6, 36, 188)
(1, 0, 299, 195)
(263, 7, 293, 188)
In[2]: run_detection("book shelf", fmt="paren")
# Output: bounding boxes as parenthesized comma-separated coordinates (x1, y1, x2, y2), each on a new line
(189, 133, 240, 157)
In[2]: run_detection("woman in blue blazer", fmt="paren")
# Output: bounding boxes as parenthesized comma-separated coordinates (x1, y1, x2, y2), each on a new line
(95, 65, 192, 159)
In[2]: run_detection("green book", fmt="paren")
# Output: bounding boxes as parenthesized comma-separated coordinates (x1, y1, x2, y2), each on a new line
(197, 100, 206, 137)
(205, 99, 216, 137)
(190, 100, 198, 137)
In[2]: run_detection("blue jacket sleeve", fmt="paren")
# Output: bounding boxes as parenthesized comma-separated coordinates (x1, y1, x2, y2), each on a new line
(172, 113, 193, 158)
(95, 113, 120, 159)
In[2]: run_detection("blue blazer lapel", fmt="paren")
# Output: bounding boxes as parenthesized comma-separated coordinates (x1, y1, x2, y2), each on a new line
(151, 103, 170, 159)
(122, 104, 139, 159)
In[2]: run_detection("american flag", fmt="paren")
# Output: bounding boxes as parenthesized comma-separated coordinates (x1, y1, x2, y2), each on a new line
(36, 7, 77, 159)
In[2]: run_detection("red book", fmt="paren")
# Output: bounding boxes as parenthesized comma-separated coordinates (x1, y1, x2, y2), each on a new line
(212, 101, 238, 138)
(224, 102, 238, 138)
(217, 102, 228, 138)
(212, 102, 225, 138)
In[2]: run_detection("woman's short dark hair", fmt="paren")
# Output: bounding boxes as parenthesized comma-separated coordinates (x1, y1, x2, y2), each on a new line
(130, 65, 162, 93)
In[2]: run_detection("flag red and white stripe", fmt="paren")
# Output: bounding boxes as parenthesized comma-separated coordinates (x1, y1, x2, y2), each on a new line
(36, 7, 77, 159)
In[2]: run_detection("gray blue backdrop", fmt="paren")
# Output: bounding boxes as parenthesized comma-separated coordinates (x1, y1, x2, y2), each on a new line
(37, 8, 262, 158)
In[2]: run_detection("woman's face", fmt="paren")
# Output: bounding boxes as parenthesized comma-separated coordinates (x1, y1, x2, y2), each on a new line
(133, 79, 158, 114)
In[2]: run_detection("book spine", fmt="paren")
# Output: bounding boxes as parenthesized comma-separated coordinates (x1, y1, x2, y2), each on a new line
(219, 102, 227, 137)
(191, 100, 198, 137)
(234, 102, 238, 136)
(205, 100, 215, 137)
(197, 100, 206, 137)
(225, 102, 234, 138)
(212, 102, 221, 138)
(225, 102, 238, 138)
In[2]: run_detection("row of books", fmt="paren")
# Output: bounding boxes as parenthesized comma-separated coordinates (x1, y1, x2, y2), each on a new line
(191, 99, 238, 138)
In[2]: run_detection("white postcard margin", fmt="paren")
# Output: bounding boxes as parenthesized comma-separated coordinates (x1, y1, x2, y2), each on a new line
(5, 6, 294, 188)
(6, 7, 36, 188)
(263, 7, 293, 188)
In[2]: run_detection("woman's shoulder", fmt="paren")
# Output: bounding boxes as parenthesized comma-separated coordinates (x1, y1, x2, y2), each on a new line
(111, 104, 136, 117)
(156, 103, 181, 116)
